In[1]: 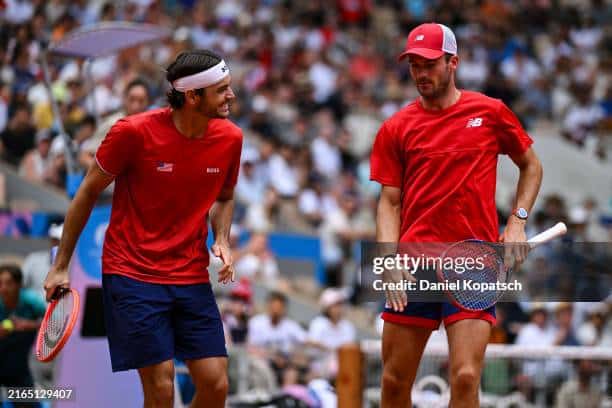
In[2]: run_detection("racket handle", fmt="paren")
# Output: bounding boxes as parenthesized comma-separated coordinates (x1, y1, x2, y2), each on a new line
(528, 222, 567, 248)
(50, 246, 58, 265)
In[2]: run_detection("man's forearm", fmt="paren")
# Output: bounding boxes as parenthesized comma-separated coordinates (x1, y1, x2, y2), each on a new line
(513, 159, 543, 213)
(210, 198, 234, 244)
(376, 198, 401, 243)
(55, 187, 99, 269)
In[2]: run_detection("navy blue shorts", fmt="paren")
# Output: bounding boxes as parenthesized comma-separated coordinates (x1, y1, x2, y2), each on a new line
(102, 274, 227, 372)
(382, 301, 496, 329)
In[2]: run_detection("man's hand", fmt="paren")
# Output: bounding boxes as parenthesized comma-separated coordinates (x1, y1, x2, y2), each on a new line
(382, 260, 415, 312)
(499, 216, 529, 268)
(12, 318, 39, 332)
(43, 265, 70, 302)
(212, 241, 235, 284)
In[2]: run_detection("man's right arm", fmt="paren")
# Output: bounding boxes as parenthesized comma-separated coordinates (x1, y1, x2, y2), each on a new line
(376, 185, 401, 243)
(43, 163, 114, 301)
(377, 185, 413, 312)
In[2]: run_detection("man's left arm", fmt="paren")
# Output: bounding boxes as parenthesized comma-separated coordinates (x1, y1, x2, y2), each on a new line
(499, 147, 543, 263)
(210, 186, 235, 284)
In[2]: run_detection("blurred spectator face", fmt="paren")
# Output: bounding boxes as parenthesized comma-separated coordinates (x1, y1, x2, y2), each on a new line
(0, 269, 20, 303)
(531, 309, 547, 327)
(74, 118, 95, 143)
(544, 195, 566, 218)
(228, 296, 250, 318)
(242, 161, 255, 177)
(280, 144, 294, 161)
(11, 107, 31, 130)
(67, 79, 84, 101)
(259, 139, 275, 160)
(197, 76, 235, 119)
(124, 85, 150, 116)
(267, 297, 286, 322)
(407, 54, 458, 99)
(37, 137, 51, 157)
(555, 305, 573, 327)
(339, 193, 358, 215)
(327, 303, 344, 321)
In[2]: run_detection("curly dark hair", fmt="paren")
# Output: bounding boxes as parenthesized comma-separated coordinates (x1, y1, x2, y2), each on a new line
(0, 264, 23, 285)
(166, 50, 223, 109)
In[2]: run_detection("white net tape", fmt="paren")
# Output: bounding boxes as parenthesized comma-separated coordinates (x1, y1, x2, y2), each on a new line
(361, 339, 612, 360)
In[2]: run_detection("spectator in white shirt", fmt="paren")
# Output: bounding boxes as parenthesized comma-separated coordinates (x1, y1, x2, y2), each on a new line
(298, 174, 338, 228)
(515, 303, 556, 346)
(311, 123, 341, 180)
(562, 82, 605, 147)
(308, 288, 356, 351)
(555, 360, 603, 408)
(247, 291, 306, 356)
(236, 147, 266, 206)
(500, 48, 542, 91)
(577, 303, 608, 346)
(268, 143, 300, 198)
(19, 128, 51, 184)
(515, 303, 565, 398)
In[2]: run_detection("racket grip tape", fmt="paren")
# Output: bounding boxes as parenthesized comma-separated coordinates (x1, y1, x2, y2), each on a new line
(527, 222, 567, 248)
(49, 246, 68, 300)
(50, 246, 58, 265)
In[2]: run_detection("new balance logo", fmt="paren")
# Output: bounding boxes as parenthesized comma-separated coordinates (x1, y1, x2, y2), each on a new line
(416, 35, 425, 41)
(466, 118, 483, 128)
(207, 167, 220, 174)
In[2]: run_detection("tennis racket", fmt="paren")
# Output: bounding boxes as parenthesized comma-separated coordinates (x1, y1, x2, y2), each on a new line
(36, 246, 80, 362)
(437, 222, 567, 311)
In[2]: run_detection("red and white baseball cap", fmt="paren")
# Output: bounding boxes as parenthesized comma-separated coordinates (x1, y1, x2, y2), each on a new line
(398, 23, 457, 61)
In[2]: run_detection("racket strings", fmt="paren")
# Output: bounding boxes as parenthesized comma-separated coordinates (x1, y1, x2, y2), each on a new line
(441, 242, 509, 310)
(40, 292, 74, 359)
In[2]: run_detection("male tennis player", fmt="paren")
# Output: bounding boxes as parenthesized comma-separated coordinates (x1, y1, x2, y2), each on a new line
(371, 24, 543, 407)
(43, 50, 241, 408)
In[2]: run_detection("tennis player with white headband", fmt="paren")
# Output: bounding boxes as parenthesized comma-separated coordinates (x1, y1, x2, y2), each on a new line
(44, 49, 242, 408)
(171, 59, 230, 91)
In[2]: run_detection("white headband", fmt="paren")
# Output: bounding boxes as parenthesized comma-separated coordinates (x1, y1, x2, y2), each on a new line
(171, 60, 230, 92)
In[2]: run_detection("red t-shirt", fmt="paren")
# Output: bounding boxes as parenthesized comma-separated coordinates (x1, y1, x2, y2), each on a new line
(95, 107, 243, 284)
(370, 91, 532, 243)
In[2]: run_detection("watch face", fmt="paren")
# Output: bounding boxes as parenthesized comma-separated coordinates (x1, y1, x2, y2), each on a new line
(517, 208, 528, 219)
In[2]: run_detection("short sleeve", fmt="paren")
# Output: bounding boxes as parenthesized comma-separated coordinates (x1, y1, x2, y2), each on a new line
(95, 119, 140, 177)
(370, 122, 403, 187)
(222, 131, 243, 190)
(496, 102, 533, 157)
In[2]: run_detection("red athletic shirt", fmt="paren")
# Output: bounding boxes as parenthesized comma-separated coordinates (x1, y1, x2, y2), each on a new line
(370, 91, 532, 243)
(95, 107, 243, 284)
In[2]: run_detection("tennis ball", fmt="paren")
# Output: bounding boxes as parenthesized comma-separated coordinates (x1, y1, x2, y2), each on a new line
(1, 319, 14, 331)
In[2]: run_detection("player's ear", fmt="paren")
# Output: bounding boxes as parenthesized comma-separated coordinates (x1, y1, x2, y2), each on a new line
(184, 89, 200, 106)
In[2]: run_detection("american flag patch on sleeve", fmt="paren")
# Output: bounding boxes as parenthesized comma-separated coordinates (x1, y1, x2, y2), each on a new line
(156, 162, 174, 172)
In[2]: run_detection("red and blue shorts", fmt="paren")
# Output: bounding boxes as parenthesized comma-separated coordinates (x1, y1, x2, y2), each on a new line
(382, 301, 496, 329)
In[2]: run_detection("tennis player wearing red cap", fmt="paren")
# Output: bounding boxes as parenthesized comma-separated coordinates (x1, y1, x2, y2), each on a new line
(371, 23, 543, 407)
